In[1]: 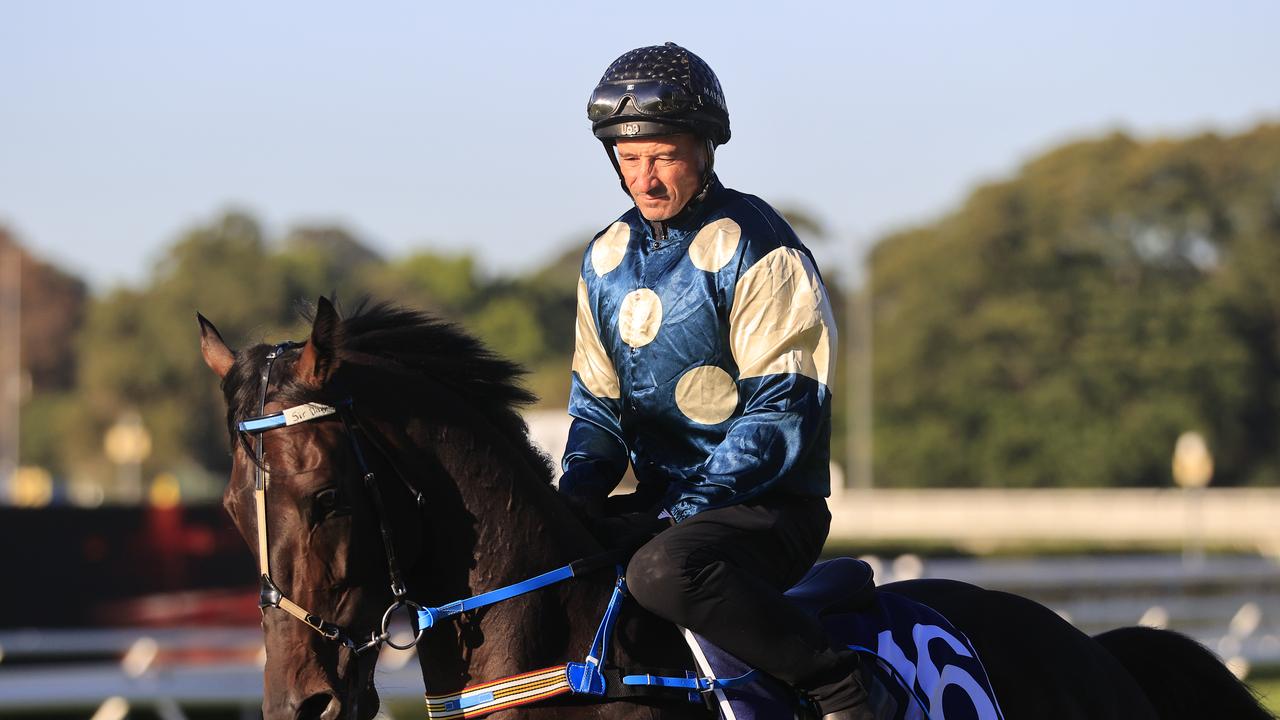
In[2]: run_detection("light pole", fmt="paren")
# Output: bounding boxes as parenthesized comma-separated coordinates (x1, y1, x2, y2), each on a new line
(844, 234, 873, 491)
(104, 411, 152, 504)
(0, 242, 19, 504)
(1172, 430, 1213, 568)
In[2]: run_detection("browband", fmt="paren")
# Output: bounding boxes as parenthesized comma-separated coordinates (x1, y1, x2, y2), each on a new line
(239, 401, 346, 433)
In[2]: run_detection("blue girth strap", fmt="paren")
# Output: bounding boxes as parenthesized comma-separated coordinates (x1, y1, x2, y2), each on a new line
(565, 573, 628, 695)
(622, 670, 759, 691)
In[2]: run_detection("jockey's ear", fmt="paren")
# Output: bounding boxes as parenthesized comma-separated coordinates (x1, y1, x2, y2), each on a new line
(198, 313, 235, 379)
(297, 296, 341, 387)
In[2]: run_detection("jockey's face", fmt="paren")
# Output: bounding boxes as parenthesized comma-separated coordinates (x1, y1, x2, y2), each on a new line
(615, 134, 706, 222)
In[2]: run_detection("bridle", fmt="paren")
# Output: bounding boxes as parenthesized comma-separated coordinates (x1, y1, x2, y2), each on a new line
(231, 345, 740, 719)
(237, 343, 428, 657)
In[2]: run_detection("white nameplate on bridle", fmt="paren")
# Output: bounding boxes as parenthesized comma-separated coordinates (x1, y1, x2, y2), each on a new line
(283, 403, 338, 426)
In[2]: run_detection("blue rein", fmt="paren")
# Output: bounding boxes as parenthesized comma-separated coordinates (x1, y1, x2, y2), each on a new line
(413, 552, 758, 699)
(416, 563, 576, 629)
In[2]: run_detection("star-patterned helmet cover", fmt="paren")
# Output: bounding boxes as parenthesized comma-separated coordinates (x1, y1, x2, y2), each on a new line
(588, 42, 731, 146)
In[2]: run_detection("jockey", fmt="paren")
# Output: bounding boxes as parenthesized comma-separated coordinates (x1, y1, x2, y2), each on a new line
(559, 43, 872, 720)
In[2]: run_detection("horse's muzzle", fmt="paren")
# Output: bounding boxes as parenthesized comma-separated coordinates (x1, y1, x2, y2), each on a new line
(281, 686, 379, 720)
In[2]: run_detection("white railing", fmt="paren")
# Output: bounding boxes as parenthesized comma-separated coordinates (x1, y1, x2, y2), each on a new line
(828, 488, 1280, 551)
(3, 550, 1277, 715)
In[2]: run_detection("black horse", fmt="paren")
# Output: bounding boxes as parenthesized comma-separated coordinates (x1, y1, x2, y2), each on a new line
(199, 298, 1273, 720)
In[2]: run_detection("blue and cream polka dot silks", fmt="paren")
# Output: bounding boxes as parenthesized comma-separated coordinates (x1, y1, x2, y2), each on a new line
(561, 179, 837, 522)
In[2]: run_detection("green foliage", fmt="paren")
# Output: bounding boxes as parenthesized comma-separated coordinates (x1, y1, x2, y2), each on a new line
(278, 226, 383, 305)
(16, 210, 585, 498)
(368, 251, 481, 314)
(71, 212, 305, 492)
(18, 392, 79, 476)
(23, 213, 335, 494)
(470, 295, 546, 364)
(870, 125, 1280, 487)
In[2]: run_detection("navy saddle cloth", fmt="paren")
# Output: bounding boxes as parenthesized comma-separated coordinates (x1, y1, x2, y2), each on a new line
(684, 557, 1005, 720)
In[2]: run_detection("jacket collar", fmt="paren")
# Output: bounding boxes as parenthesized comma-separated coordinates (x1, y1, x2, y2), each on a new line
(642, 176, 725, 245)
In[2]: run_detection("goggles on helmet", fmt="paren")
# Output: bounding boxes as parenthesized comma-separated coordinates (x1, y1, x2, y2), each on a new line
(587, 79, 701, 123)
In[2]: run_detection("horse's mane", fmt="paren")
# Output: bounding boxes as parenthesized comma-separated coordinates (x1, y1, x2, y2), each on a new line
(221, 300, 554, 484)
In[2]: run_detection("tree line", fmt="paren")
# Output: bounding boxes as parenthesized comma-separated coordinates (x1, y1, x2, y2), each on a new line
(10, 214, 584, 500)
(869, 124, 1280, 488)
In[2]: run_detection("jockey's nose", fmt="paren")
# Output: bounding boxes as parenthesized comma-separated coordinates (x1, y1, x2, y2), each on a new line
(629, 162, 664, 196)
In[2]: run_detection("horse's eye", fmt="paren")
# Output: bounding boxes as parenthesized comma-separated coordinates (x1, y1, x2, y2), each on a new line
(311, 487, 349, 523)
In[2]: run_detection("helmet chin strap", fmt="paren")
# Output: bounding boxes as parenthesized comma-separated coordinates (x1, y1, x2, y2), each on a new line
(603, 141, 629, 197)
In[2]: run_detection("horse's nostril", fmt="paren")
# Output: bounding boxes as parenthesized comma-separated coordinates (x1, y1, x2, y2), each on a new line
(296, 692, 336, 720)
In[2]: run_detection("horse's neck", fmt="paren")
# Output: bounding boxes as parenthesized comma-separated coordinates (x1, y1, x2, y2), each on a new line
(408, 421, 613, 693)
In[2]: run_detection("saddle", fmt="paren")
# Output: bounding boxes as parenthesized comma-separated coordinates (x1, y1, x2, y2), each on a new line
(687, 558, 1006, 720)
(784, 557, 877, 616)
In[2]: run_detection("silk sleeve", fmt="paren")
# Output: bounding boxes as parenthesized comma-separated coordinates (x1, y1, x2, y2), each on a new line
(670, 246, 837, 521)
(560, 277, 628, 500)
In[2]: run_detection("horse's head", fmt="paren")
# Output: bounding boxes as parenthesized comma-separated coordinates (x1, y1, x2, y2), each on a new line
(199, 298, 425, 720)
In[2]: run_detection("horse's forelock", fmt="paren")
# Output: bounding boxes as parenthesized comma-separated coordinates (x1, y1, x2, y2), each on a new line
(221, 343, 271, 449)
(216, 301, 553, 485)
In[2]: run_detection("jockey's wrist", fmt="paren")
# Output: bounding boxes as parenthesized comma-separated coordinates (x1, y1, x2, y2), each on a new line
(561, 491, 607, 520)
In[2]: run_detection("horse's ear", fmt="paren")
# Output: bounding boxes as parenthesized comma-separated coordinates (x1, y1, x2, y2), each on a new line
(198, 313, 235, 379)
(297, 296, 341, 387)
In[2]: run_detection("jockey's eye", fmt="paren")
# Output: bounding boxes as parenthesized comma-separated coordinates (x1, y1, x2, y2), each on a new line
(311, 487, 350, 525)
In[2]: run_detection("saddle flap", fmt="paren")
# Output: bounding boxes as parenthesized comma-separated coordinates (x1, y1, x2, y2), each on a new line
(784, 557, 876, 616)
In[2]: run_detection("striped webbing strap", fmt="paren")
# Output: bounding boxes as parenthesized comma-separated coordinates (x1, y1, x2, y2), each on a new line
(425, 665, 573, 719)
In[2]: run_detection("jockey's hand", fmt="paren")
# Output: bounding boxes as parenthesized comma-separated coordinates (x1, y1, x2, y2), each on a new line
(561, 488, 668, 553)
(562, 492, 607, 523)
(601, 480, 666, 515)
(586, 511, 669, 554)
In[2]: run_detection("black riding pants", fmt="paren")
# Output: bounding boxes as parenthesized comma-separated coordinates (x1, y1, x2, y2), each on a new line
(625, 494, 858, 704)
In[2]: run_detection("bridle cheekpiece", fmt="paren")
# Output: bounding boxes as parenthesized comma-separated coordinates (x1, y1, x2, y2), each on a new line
(236, 343, 426, 655)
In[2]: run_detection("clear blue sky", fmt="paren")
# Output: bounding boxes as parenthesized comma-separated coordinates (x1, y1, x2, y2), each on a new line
(3, 1, 1278, 290)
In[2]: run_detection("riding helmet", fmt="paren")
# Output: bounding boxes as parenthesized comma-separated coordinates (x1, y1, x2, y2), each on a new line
(587, 42, 731, 146)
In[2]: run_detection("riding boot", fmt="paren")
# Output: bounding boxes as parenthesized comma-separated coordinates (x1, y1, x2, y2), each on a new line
(809, 652, 874, 720)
